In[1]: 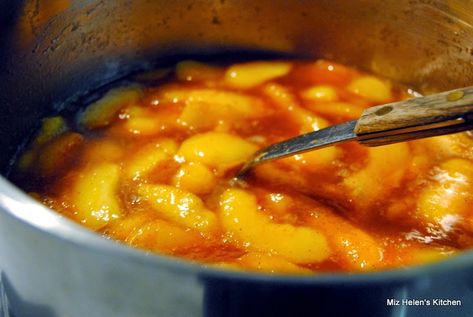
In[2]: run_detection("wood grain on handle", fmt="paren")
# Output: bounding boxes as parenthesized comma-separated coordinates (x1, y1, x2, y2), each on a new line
(355, 86, 473, 144)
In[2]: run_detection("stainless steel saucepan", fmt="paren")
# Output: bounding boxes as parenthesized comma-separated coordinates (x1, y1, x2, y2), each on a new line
(1, 1, 473, 316)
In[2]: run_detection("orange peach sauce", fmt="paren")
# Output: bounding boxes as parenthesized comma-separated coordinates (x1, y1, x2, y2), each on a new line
(12, 59, 473, 274)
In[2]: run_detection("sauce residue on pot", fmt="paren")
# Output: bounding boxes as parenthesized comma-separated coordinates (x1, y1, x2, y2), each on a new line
(11, 59, 473, 273)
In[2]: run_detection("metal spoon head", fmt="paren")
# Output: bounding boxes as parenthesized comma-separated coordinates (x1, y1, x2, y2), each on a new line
(235, 120, 358, 178)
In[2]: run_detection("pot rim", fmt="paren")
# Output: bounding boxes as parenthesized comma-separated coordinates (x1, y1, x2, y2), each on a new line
(1, 175, 472, 285)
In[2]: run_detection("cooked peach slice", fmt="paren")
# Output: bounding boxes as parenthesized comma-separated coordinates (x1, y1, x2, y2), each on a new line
(416, 158, 473, 226)
(33, 116, 68, 147)
(344, 143, 410, 210)
(281, 147, 340, 170)
(82, 139, 123, 163)
(224, 61, 292, 89)
(17, 116, 68, 171)
(177, 132, 258, 168)
(218, 188, 330, 263)
(306, 102, 365, 120)
(347, 76, 392, 103)
(125, 140, 177, 180)
(172, 162, 216, 195)
(237, 252, 311, 274)
(37, 132, 84, 177)
(301, 85, 338, 102)
(307, 205, 383, 271)
(138, 184, 218, 233)
(80, 86, 142, 129)
(408, 246, 455, 266)
(263, 83, 329, 133)
(157, 88, 266, 129)
(418, 133, 473, 160)
(127, 218, 204, 253)
(104, 212, 155, 242)
(72, 163, 122, 230)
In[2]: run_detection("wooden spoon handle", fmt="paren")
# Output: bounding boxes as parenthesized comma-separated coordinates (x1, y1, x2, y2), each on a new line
(355, 86, 473, 146)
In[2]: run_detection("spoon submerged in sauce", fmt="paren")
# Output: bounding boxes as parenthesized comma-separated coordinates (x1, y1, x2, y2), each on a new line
(237, 86, 473, 177)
